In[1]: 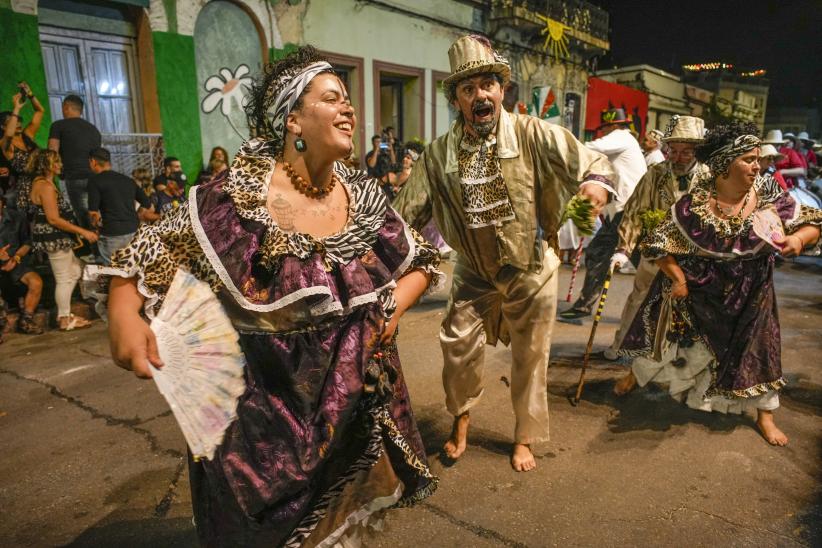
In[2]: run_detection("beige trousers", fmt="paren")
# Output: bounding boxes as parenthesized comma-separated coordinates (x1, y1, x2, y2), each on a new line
(440, 249, 559, 444)
(608, 256, 659, 353)
(47, 247, 83, 318)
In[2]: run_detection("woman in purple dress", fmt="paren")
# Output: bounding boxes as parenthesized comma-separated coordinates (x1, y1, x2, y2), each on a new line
(103, 46, 442, 546)
(615, 122, 822, 446)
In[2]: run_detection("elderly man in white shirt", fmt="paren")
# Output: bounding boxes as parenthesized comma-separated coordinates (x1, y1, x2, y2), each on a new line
(559, 108, 647, 321)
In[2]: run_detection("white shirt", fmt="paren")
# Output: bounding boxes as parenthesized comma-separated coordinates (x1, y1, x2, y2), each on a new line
(644, 148, 665, 167)
(585, 128, 647, 217)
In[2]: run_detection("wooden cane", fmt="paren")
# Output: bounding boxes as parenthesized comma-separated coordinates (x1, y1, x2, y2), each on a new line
(572, 268, 613, 405)
(565, 239, 585, 302)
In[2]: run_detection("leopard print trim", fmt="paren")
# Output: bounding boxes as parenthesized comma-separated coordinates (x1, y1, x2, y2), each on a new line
(106, 203, 223, 316)
(222, 138, 386, 269)
(688, 173, 778, 239)
(458, 133, 515, 229)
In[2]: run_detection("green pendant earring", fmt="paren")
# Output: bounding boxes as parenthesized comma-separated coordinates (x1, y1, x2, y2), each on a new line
(295, 138, 307, 152)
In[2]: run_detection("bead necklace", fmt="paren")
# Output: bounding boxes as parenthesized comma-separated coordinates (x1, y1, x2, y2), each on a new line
(282, 162, 337, 199)
(712, 185, 752, 224)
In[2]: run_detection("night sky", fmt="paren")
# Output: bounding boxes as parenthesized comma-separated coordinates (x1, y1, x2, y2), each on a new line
(589, 0, 822, 108)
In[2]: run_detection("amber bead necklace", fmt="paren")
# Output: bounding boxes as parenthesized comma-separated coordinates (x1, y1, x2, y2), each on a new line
(282, 161, 337, 199)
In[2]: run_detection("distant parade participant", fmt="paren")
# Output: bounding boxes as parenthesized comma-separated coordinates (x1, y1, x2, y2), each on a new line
(615, 122, 822, 446)
(558, 107, 646, 322)
(598, 116, 708, 360)
(394, 34, 614, 471)
(643, 128, 666, 167)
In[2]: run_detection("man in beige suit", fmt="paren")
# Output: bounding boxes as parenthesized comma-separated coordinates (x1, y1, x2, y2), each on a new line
(393, 35, 615, 471)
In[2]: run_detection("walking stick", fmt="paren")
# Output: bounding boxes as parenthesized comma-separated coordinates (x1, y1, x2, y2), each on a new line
(571, 267, 613, 406)
(565, 239, 585, 302)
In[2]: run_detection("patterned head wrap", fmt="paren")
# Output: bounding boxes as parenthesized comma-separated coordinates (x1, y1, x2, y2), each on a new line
(706, 134, 761, 176)
(405, 149, 420, 162)
(265, 61, 333, 153)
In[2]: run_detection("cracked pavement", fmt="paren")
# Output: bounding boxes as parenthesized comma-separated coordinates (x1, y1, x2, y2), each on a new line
(0, 259, 820, 547)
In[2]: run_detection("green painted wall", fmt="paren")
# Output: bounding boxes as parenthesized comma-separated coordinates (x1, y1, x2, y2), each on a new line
(0, 8, 53, 146)
(269, 43, 299, 62)
(152, 31, 202, 182)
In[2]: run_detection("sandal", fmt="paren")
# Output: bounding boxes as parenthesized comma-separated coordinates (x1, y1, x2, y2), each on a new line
(59, 314, 93, 331)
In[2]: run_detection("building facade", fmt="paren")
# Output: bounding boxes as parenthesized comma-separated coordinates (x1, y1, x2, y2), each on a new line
(594, 65, 690, 133)
(1, 0, 610, 178)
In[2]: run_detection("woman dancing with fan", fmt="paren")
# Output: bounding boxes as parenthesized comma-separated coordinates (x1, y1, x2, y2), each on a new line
(103, 46, 442, 546)
(615, 122, 822, 446)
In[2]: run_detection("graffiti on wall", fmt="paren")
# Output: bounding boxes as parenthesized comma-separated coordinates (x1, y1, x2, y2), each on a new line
(194, 0, 264, 163)
(201, 64, 253, 138)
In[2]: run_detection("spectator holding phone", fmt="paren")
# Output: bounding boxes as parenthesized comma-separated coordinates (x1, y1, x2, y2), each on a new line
(1, 82, 44, 210)
(365, 134, 390, 179)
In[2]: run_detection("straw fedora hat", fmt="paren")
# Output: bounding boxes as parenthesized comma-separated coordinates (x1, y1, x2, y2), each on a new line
(443, 35, 511, 89)
(761, 129, 788, 145)
(661, 115, 704, 143)
(759, 144, 784, 160)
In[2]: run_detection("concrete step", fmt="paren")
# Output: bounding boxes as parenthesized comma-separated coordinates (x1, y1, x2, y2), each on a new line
(2, 300, 99, 334)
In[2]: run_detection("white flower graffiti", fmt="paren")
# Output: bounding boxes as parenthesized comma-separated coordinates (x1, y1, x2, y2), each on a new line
(201, 64, 252, 138)
(202, 64, 252, 115)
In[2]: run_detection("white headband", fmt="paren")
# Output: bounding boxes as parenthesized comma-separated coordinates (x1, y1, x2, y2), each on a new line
(268, 61, 333, 149)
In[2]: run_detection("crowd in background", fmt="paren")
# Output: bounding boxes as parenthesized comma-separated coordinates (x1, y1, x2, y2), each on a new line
(0, 83, 231, 341)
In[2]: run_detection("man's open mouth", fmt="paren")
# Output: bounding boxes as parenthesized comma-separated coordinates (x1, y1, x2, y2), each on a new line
(473, 103, 494, 119)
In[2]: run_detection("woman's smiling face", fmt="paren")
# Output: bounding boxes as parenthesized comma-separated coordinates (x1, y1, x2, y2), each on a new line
(289, 73, 356, 160)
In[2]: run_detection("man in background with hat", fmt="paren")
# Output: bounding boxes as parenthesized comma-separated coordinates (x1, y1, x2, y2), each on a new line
(393, 34, 615, 472)
(558, 108, 646, 322)
(600, 115, 709, 363)
(643, 128, 666, 167)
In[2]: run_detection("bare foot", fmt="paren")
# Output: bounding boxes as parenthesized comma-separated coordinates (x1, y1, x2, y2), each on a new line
(613, 371, 637, 396)
(756, 410, 788, 446)
(443, 412, 469, 460)
(511, 443, 536, 472)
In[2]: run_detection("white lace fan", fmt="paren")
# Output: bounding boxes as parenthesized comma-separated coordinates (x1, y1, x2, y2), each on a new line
(150, 268, 246, 460)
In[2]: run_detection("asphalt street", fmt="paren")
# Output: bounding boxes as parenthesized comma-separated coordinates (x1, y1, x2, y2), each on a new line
(1, 258, 820, 547)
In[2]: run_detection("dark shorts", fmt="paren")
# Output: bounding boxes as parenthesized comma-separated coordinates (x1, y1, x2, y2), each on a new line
(0, 258, 35, 285)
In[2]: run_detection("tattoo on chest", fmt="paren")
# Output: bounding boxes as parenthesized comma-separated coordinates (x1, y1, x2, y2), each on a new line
(268, 193, 348, 230)
(269, 194, 296, 230)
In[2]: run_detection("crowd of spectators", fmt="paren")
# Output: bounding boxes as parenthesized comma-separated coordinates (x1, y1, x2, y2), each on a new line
(0, 84, 230, 341)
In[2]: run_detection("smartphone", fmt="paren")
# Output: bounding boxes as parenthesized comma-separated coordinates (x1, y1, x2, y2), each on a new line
(18, 84, 27, 103)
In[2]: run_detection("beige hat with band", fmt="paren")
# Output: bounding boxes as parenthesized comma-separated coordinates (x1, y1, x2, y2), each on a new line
(443, 35, 511, 89)
(759, 144, 784, 160)
(661, 115, 705, 143)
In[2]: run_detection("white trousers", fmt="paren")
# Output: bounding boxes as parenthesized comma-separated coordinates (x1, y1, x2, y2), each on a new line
(440, 250, 559, 444)
(47, 248, 83, 317)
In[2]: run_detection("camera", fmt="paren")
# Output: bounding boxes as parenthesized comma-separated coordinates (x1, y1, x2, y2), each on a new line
(379, 142, 389, 150)
(18, 83, 28, 104)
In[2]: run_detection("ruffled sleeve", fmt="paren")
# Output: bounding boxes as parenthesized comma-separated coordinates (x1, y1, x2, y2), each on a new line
(98, 203, 221, 317)
(640, 209, 695, 260)
(403, 221, 446, 294)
